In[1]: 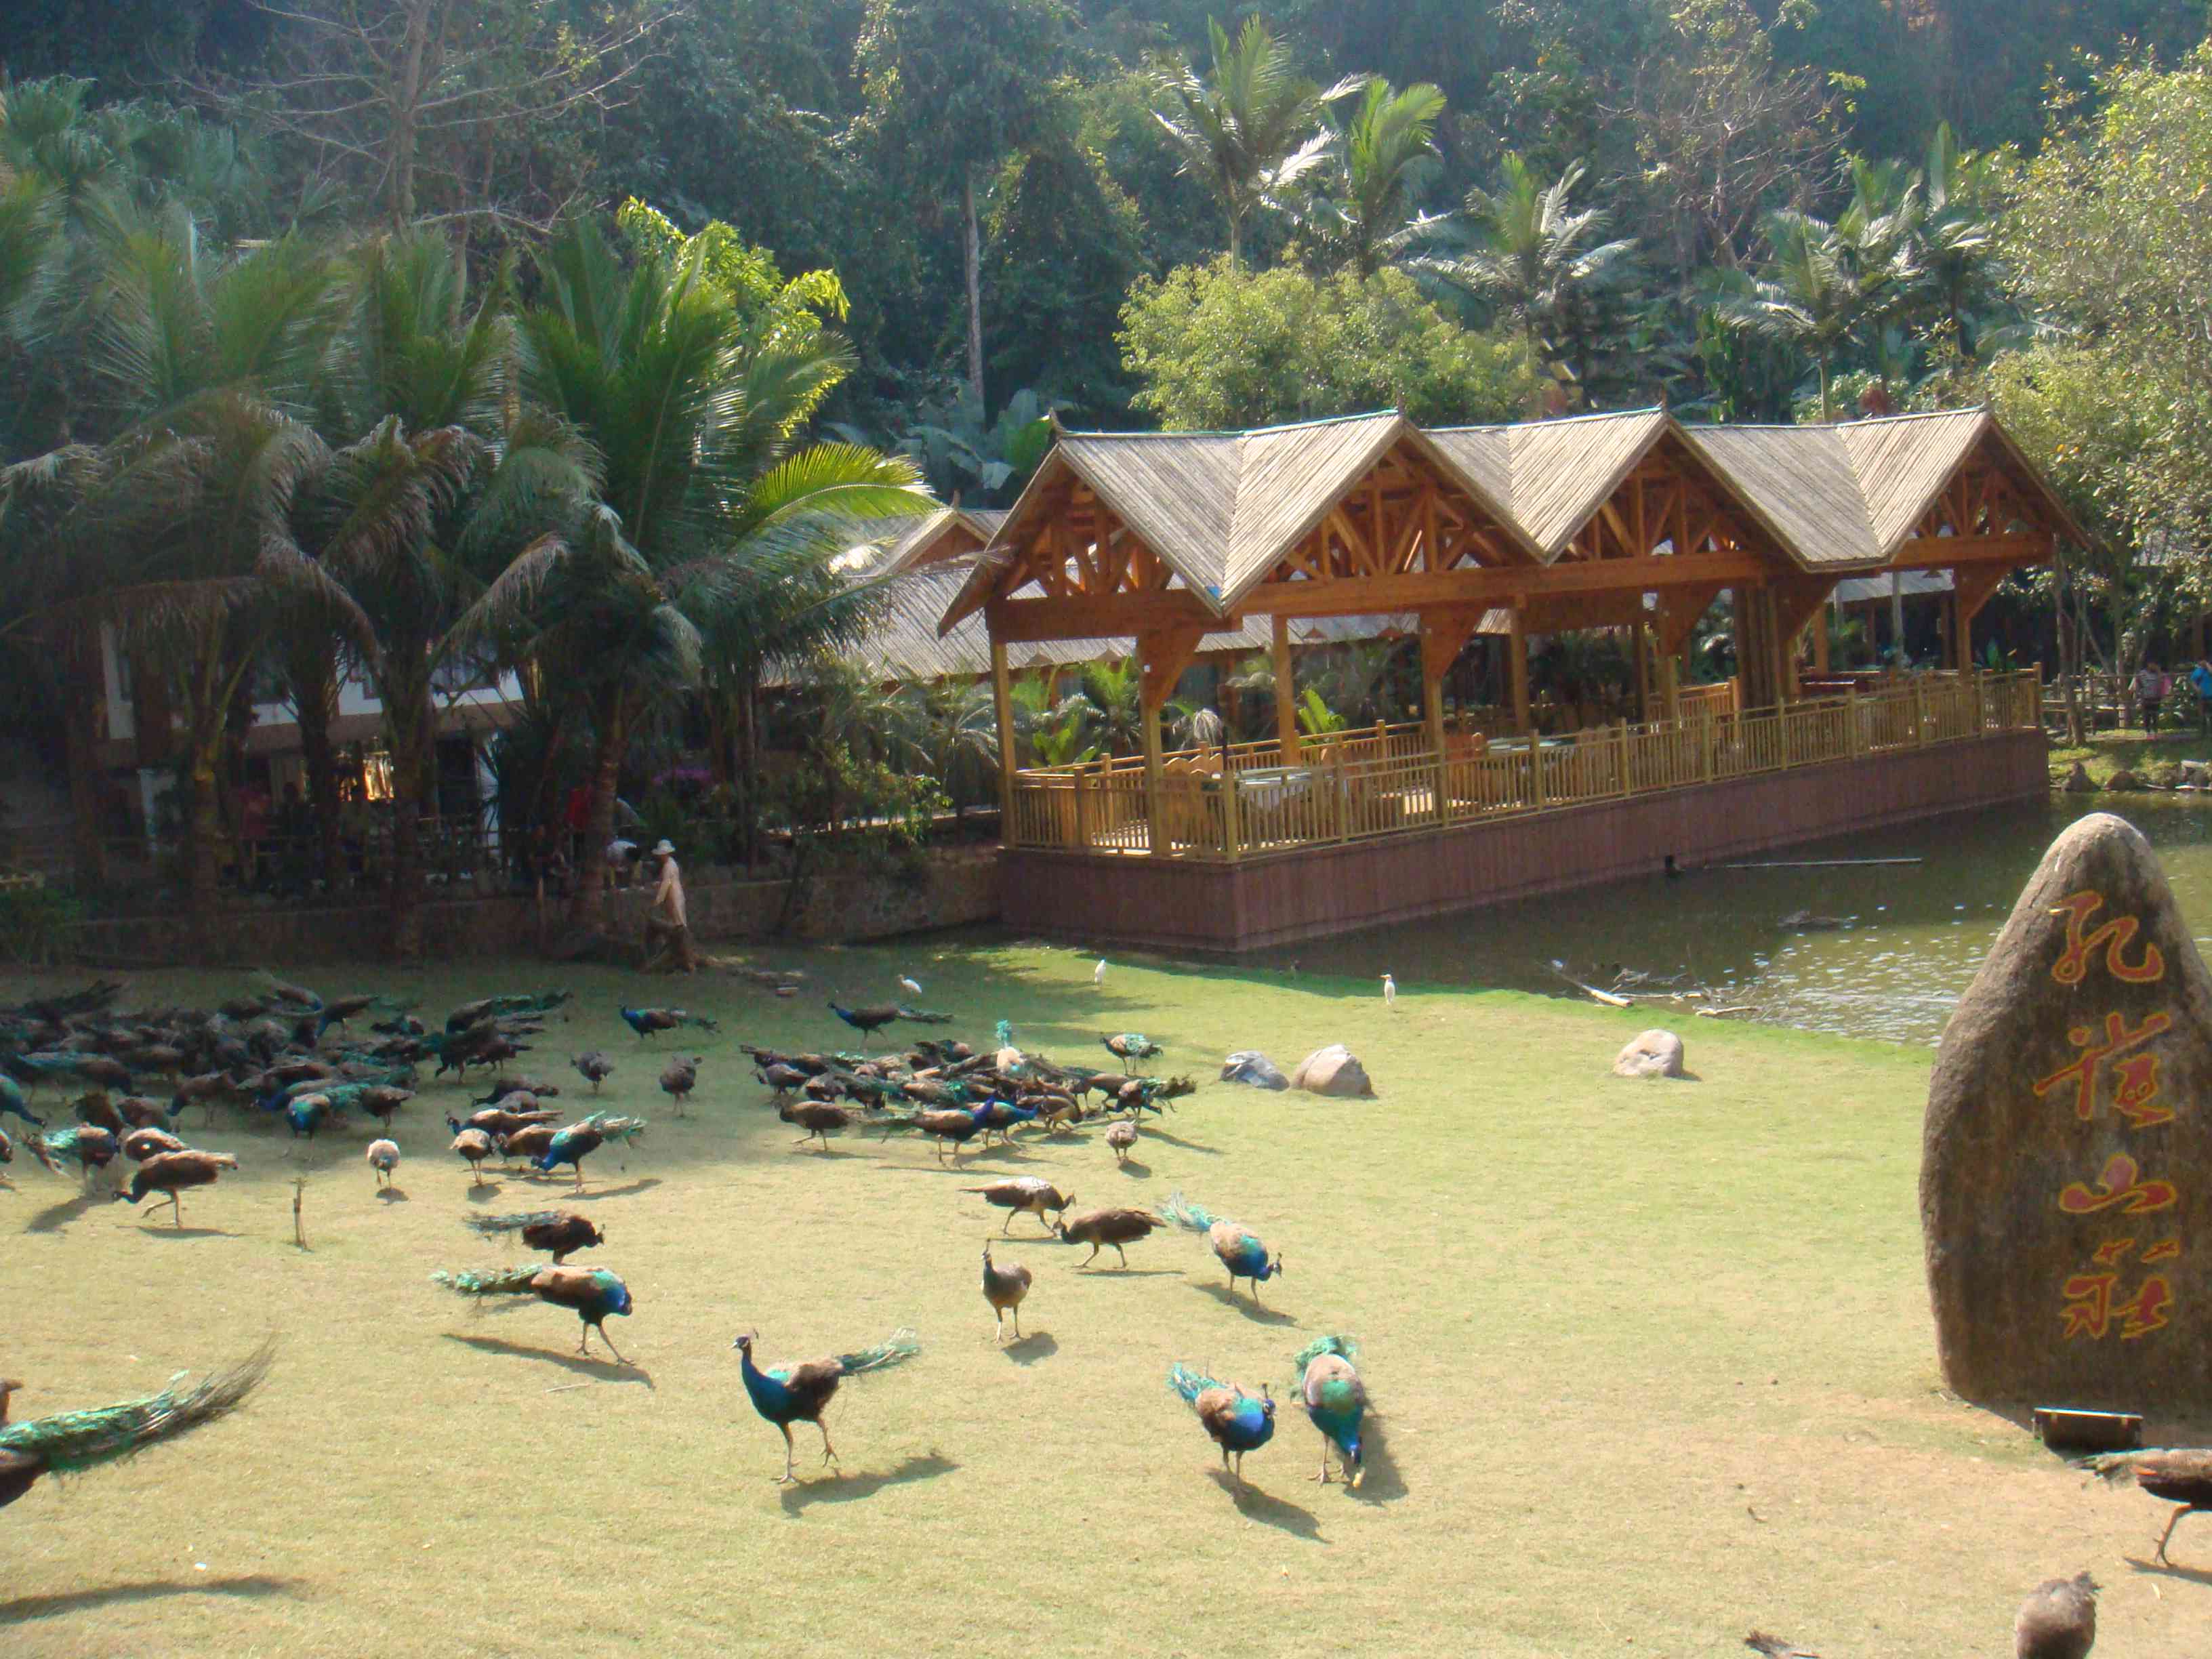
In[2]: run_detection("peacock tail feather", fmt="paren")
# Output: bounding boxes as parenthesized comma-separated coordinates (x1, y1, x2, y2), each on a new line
(895, 1006, 953, 1023)
(1292, 1334, 1359, 1372)
(1159, 1191, 1221, 1233)
(834, 1328, 921, 1376)
(463, 1211, 566, 1237)
(1166, 1362, 1225, 1404)
(576, 1112, 647, 1143)
(994, 1020, 1014, 1049)
(430, 1265, 542, 1298)
(0, 1340, 273, 1476)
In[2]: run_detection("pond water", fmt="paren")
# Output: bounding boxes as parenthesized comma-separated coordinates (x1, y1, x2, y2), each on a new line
(1259, 798, 2212, 1046)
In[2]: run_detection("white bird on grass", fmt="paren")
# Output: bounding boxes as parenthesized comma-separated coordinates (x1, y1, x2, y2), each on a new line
(1094, 958, 1107, 987)
(898, 975, 923, 998)
(1382, 973, 1396, 1007)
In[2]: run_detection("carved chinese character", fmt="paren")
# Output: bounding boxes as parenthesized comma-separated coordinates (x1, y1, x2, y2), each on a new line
(2034, 1010, 2173, 1121)
(2062, 1270, 2176, 1340)
(2058, 1152, 2179, 1217)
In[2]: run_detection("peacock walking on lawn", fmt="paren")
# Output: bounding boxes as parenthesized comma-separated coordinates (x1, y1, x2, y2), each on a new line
(0, 1075, 44, 1129)
(1101, 1033, 1161, 1062)
(432, 1265, 634, 1362)
(2082, 1448, 2212, 1564)
(115, 1150, 238, 1226)
(981, 1245, 1031, 1343)
(0, 1340, 274, 1510)
(1291, 1336, 1366, 1488)
(37, 1125, 119, 1187)
(1167, 1363, 1275, 1484)
(731, 1328, 921, 1484)
(826, 999, 901, 1045)
(446, 991, 569, 1033)
(621, 1006, 718, 1041)
(464, 1210, 605, 1264)
(1160, 1191, 1284, 1300)
(535, 1113, 647, 1189)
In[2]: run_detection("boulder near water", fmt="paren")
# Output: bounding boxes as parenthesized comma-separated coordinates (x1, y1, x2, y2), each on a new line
(1612, 1029, 1687, 1079)
(2060, 761, 2097, 794)
(1288, 1044, 1374, 1097)
(1923, 812, 2212, 1408)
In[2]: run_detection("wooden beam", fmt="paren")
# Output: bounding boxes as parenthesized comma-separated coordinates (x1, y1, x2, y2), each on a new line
(1656, 583, 1728, 659)
(991, 640, 1016, 831)
(1138, 624, 1206, 712)
(1887, 532, 2054, 571)
(987, 590, 1228, 643)
(1508, 608, 1531, 733)
(1272, 612, 1300, 764)
(1952, 563, 2009, 669)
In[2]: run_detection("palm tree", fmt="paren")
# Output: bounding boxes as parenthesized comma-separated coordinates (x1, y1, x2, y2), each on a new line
(1912, 122, 2007, 362)
(69, 218, 341, 923)
(1713, 198, 1918, 420)
(1420, 155, 1639, 394)
(512, 220, 929, 924)
(1300, 77, 1446, 276)
(1147, 16, 1361, 267)
(914, 678, 1000, 815)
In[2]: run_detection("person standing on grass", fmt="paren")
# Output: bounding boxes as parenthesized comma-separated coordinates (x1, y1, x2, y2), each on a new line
(643, 837, 697, 972)
(2136, 661, 2165, 733)
(2192, 659, 2212, 734)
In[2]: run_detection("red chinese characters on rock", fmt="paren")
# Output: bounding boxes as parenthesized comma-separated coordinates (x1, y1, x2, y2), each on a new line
(2045, 890, 2183, 1344)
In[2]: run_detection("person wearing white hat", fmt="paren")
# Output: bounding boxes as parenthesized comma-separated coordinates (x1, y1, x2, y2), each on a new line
(642, 838, 695, 972)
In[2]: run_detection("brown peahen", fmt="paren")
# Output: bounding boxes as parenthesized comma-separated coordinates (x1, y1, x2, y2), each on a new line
(981, 1244, 1031, 1343)
(962, 1176, 1073, 1234)
(778, 1099, 857, 1150)
(2083, 1447, 2212, 1563)
(1055, 1206, 1163, 1269)
(659, 1055, 701, 1117)
(114, 1149, 238, 1226)
(2013, 1572, 2097, 1659)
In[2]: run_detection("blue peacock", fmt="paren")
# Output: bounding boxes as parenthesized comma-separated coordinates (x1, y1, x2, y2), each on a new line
(1292, 1335, 1367, 1488)
(431, 1265, 635, 1363)
(535, 1111, 647, 1188)
(1160, 1191, 1285, 1300)
(732, 1328, 921, 1484)
(1168, 1362, 1275, 1483)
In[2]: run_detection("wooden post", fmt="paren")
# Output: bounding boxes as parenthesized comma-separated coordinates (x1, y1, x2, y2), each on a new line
(1138, 626, 1205, 859)
(1509, 607, 1532, 735)
(1812, 596, 1831, 674)
(1951, 577, 1975, 672)
(1659, 654, 1681, 725)
(1420, 608, 1481, 830)
(1271, 612, 1299, 764)
(1847, 684, 1863, 758)
(990, 640, 1017, 841)
(1071, 760, 1089, 851)
(1700, 712, 1715, 783)
(1914, 674, 1929, 745)
(1221, 763, 1240, 860)
(1633, 621, 1652, 724)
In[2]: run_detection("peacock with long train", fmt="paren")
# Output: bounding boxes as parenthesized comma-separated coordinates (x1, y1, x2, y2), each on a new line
(731, 1327, 920, 1483)
(1167, 1362, 1275, 1484)
(0, 1341, 274, 1510)
(432, 1265, 634, 1362)
(1292, 1335, 1366, 1487)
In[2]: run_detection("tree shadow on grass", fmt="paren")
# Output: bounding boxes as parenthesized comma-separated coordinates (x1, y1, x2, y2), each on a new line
(26, 1193, 98, 1233)
(778, 1452, 958, 1517)
(443, 1334, 655, 1389)
(1002, 1332, 1057, 1366)
(1191, 1282, 1300, 1327)
(1207, 1470, 1324, 1541)
(0, 1574, 299, 1622)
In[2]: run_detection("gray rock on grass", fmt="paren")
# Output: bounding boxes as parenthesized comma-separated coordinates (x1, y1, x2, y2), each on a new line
(1288, 1044, 1374, 1097)
(1613, 1029, 1687, 1079)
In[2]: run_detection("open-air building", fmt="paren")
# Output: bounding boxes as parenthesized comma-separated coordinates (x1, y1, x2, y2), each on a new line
(940, 407, 2082, 951)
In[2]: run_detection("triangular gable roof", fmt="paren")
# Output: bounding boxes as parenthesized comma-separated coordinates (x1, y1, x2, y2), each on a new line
(1426, 410, 1678, 559)
(1059, 431, 1243, 594)
(1221, 413, 1404, 600)
(1675, 424, 1883, 569)
(869, 507, 1006, 576)
(1837, 409, 1990, 552)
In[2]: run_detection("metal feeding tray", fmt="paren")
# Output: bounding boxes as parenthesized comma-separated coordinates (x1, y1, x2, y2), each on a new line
(2033, 1406, 2143, 1454)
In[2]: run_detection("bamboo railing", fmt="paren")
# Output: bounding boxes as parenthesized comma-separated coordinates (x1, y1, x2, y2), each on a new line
(1006, 670, 2043, 861)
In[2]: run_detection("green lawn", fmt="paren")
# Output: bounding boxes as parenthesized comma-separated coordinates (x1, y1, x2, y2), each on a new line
(2, 943, 2205, 1657)
(2050, 725, 2212, 785)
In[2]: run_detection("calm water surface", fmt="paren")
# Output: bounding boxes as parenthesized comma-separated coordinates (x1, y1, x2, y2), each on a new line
(1261, 799, 2212, 1046)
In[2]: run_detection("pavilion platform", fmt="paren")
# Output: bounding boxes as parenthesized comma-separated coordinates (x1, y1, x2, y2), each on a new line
(996, 673, 2045, 952)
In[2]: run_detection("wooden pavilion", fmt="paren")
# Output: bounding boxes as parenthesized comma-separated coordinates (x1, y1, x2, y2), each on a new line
(939, 407, 2082, 951)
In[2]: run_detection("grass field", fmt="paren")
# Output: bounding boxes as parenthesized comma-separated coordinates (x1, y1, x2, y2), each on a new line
(3, 941, 2207, 1657)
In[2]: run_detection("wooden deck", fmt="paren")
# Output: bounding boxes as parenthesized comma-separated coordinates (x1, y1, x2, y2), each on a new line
(998, 679, 2049, 952)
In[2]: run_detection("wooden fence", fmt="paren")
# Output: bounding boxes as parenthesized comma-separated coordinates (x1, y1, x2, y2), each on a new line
(1006, 670, 2043, 861)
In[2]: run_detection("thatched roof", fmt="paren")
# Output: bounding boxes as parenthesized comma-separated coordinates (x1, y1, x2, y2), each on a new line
(1427, 409, 1674, 557)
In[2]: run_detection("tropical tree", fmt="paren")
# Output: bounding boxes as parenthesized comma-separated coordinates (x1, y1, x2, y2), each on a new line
(1910, 121, 2011, 363)
(1418, 155, 1639, 395)
(1146, 16, 1361, 267)
(914, 677, 1000, 814)
(512, 219, 930, 924)
(69, 219, 343, 923)
(1296, 76, 1446, 276)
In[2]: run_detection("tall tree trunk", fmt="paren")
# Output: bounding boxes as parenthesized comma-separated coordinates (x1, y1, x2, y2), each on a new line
(566, 685, 628, 929)
(288, 645, 344, 895)
(183, 674, 226, 930)
(386, 670, 437, 960)
(388, 0, 435, 225)
(962, 167, 986, 409)
(62, 631, 109, 891)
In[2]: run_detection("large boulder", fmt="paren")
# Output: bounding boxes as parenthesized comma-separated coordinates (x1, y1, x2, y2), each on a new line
(1219, 1050, 1288, 1090)
(1288, 1044, 1374, 1097)
(2060, 761, 2097, 794)
(1613, 1029, 1688, 1079)
(1924, 812, 2212, 1408)
(2104, 766, 2144, 792)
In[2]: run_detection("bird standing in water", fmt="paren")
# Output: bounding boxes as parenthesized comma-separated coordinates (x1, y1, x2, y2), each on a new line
(981, 1245, 1031, 1343)
(1167, 1364, 1274, 1484)
(432, 1265, 634, 1361)
(0, 1343, 274, 1510)
(1292, 1335, 1366, 1486)
(731, 1328, 921, 1483)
